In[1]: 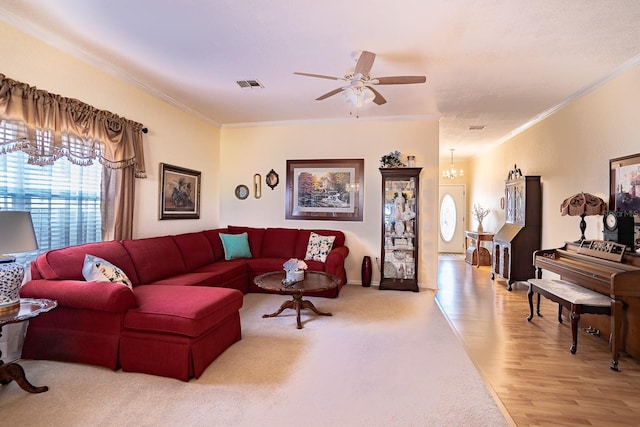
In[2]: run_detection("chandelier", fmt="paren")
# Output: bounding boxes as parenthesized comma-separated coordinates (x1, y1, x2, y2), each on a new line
(442, 149, 463, 180)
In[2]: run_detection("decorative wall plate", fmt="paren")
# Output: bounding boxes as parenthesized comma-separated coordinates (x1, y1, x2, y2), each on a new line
(235, 184, 249, 200)
(383, 261, 397, 278)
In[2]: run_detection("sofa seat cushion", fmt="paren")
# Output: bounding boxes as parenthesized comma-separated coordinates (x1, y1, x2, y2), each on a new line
(148, 272, 222, 287)
(192, 260, 248, 282)
(125, 285, 243, 338)
(244, 257, 286, 273)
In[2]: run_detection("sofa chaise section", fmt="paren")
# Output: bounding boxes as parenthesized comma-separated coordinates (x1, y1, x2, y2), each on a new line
(120, 285, 243, 381)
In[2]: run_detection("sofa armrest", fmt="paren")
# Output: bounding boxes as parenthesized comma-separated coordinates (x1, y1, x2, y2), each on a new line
(20, 279, 137, 312)
(324, 246, 349, 280)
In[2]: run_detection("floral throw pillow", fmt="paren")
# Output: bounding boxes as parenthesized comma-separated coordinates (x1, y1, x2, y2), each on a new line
(304, 232, 336, 263)
(82, 254, 133, 289)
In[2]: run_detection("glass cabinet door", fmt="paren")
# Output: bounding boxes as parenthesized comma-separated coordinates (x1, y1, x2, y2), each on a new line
(379, 167, 421, 292)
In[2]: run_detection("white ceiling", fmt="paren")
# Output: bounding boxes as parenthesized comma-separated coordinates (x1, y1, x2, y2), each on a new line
(2, 0, 640, 159)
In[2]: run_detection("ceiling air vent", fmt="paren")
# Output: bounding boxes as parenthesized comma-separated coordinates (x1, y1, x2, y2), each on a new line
(236, 79, 264, 90)
(468, 125, 486, 131)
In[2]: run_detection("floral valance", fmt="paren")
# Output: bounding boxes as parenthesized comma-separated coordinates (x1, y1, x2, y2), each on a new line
(0, 73, 146, 177)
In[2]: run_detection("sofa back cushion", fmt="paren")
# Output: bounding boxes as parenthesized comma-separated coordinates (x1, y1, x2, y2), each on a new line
(122, 236, 187, 284)
(34, 240, 139, 285)
(261, 227, 299, 259)
(172, 232, 215, 271)
(294, 229, 345, 259)
(227, 226, 265, 258)
(202, 229, 227, 261)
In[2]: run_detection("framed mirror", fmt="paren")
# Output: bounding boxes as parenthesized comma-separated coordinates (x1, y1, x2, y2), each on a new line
(266, 169, 279, 190)
(253, 174, 262, 198)
(235, 184, 249, 200)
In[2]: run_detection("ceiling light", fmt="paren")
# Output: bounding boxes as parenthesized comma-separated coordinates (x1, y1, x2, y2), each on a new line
(442, 149, 463, 180)
(343, 86, 375, 108)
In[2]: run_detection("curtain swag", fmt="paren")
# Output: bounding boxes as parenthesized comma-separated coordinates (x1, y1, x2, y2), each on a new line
(0, 73, 146, 178)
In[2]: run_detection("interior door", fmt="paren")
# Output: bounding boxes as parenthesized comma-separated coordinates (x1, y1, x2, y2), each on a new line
(438, 185, 466, 253)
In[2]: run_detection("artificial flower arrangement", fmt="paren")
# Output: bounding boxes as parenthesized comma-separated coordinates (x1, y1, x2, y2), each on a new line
(380, 151, 406, 168)
(472, 203, 491, 232)
(283, 258, 308, 283)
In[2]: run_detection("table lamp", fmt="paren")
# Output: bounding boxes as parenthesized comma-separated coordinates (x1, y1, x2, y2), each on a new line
(560, 192, 607, 242)
(0, 211, 38, 312)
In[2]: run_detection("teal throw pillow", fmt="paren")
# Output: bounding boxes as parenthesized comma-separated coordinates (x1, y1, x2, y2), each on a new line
(219, 232, 252, 260)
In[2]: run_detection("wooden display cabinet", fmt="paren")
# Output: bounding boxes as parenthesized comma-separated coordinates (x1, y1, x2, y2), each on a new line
(379, 167, 421, 292)
(492, 174, 542, 290)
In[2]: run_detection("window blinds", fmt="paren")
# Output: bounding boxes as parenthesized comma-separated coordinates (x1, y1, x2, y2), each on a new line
(0, 121, 102, 264)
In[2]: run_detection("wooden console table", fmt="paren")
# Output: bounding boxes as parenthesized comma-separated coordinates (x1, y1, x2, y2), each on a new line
(465, 231, 494, 268)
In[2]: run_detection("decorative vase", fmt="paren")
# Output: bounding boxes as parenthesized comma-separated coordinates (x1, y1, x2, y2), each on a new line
(286, 270, 304, 282)
(477, 221, 484, 233)
(361, 256, 372, 287)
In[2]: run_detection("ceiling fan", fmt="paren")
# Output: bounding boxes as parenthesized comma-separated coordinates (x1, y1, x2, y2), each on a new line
(294, 50, 426, 107)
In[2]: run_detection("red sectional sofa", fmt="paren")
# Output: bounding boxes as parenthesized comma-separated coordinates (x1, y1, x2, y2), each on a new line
(19, 226, 348, 381)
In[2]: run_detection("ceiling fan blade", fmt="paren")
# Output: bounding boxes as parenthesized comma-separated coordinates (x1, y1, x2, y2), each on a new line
(294, 72, 343, 81)
(367, 86, 387, 105)
(354, 51, 376, 76)
(316, 87, 344, 100)
(372, 76, 427, 85)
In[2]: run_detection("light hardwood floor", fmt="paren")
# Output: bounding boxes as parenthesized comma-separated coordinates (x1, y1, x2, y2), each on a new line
(435, 256, 640, 427)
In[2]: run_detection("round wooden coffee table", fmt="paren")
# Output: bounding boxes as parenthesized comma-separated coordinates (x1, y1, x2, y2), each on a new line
(1, 298, 57, 393)
(253, 271, 339, 329)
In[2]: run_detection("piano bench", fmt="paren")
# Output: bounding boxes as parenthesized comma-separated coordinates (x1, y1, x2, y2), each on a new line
(526, 278, 621, 371)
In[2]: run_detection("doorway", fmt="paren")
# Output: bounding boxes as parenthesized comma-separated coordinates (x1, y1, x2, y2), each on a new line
(438, 184, 466, 253)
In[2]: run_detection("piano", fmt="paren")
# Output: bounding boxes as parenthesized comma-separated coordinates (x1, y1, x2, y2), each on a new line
(534, 240, 640, 362)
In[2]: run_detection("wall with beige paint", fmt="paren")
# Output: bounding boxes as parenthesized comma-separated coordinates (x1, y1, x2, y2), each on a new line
(469, 64, 640, 252)
(0, 21, 221, 238)
(220, 119, 440, 288)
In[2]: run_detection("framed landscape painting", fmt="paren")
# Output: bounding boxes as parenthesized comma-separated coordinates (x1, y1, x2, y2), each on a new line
(285, 159, 364, 221)
(610, 153, 640, 221)
(159, 163, 201, 220)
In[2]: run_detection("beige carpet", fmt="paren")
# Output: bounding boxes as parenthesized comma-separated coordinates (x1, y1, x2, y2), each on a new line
(0, 285, 509, 426)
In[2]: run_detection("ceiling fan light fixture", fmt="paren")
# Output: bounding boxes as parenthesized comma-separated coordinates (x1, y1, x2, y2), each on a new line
(362, 87, 375, 104)
(343, 87, 357, 106)
(343, 87, 375, 108)
(295, 50, 426, 110)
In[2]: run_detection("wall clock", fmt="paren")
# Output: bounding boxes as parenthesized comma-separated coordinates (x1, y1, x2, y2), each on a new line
(234, 184, 249, 200)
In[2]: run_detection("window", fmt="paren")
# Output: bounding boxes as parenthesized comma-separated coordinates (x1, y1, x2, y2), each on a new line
(0, 122, 102, 264)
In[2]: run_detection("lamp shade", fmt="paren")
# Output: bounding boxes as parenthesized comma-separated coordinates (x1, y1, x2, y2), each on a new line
(0, 211, 38, 256)
(560, 192, 606, 217)
(0, 211, 37, 311)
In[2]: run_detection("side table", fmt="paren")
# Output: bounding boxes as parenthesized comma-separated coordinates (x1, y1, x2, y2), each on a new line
(0, 298, 57, 393)
(464, 231, 494, 268)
